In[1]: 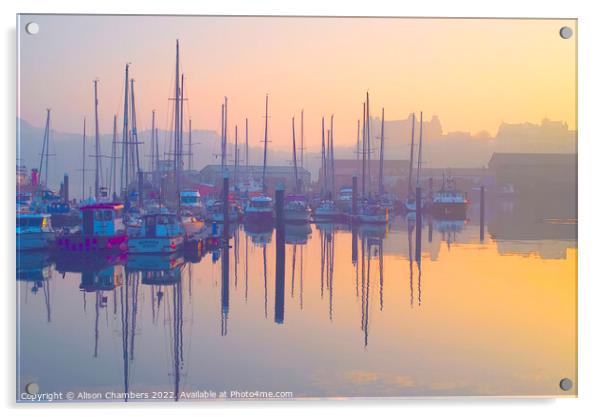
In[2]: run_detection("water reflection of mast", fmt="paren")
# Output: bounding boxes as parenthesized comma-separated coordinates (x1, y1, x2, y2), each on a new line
(378, 239, 383, 311)
(408, 218, 415, 308)
(263, 245, 268, 318)
(328, 231, 335, 321)
(221, 243, 230, 336)
(119, 275, 130, 400)
(172, 279, 184, 400)
(291, 244, 297, 297)
(42, 279, 52, 323)
(245, 234, 249, 302)
(360, 237, 371, 347)
(299, 246, 304, 310)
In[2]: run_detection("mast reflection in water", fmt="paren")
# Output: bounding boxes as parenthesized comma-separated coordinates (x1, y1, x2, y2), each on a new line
(18, 213, 576, 398)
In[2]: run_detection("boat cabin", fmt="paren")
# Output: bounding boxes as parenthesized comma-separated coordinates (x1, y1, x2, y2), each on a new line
(139, 213, 184, 238)
(80, 203, 125, 236)
(17, 213, 53, 232)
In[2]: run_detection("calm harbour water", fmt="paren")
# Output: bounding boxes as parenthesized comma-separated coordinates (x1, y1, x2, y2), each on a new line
(17, 206, 577, 400)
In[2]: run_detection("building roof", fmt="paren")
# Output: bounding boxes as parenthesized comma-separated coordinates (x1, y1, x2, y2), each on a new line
(488, 153, 577, 168)
(199, 164, 311, 177)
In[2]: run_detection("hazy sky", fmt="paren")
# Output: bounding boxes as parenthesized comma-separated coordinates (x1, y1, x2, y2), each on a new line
(18, 15, 576, 150)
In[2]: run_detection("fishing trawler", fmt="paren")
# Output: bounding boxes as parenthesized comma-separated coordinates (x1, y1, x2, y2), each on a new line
(55, 203, 128, 252)
(431, 176, 469, 219)
(283, 194, 311, 223)
(244, 195, 274, 223)
(180, 190, 205, 217)
(17, 213, 56, 250)
(127, 210, 185, 254)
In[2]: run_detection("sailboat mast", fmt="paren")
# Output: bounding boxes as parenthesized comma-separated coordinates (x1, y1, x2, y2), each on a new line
(223, 96, 228, 172)
(378, 108, 385, 197)
(82, 118, 86, 199)
(245, 118, 249, 179)
(93, 79, 102, 199)
(150, 110, 156, 173)
(188, 118, 192, 171)
(366, 92, 371, 197)
(111, 114, 117, 198)
(130, 79, 141, 180)
(234, 125, 238, 187)
(291, 117, 298, 193)
(361, 102, 366, 199)
(321, 116, 326, 197)
(300, 109, 304, 170)
(173, 40, 180, 180)
(178, 73, 185, 173)
(121, 64, 130, 198)
(416, 111, 423, 188)
(220, 104, 225, 173)
(38, 108, 51, 187)
(261, 94, 269, 192)
(356, 118, 360, 175)
(407, 113, 416, 195)
(329, 115, 335, 198)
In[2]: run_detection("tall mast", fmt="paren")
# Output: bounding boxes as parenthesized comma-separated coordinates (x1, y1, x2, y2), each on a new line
(130, 78, 141, 180)
(120, 64, 130, 198)
(361, 102, 366, 199)
(110, 114, 117, 198)
(416, 111, 423, 189)
(93, 79, 102, 199)
(150, 110, 156, 172)
(220, 104, 225, 173)
(291, 116, 298, 193)
(82, 118, 86, 199)
(261, 94, 269, 192)
(407, 113, 416, 195)
(38, 108, 51, 187)
(223, 96, 228, 172)
(188, 118, 192, 171)
(234, 125, 238, 187)
(356, 118, 360, 174)
(173, 40, 180, 180)
(245, 118, 249, 179)
(179, 74, 185, 173)
(321, 116, 326, 197)
(366, 92, 372, 197)
(378, 107, 385, 197)
(300, 109, 304, 170)
(329, 115, 335, 197)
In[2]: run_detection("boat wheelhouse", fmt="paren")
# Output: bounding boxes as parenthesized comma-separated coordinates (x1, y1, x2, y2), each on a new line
(127, 212, 185, 254)
(283, 194, 311, 223)
(55, 203, 127, 252)
(180, 190, 205, 216)
(17, 213, 55, 250)
(431, 178, 469, 219)
(313, 200, 343, 223)
(244, 195, 274, 223)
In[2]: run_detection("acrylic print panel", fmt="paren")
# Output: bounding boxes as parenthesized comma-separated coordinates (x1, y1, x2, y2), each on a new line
(16, 15, 577, 401)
